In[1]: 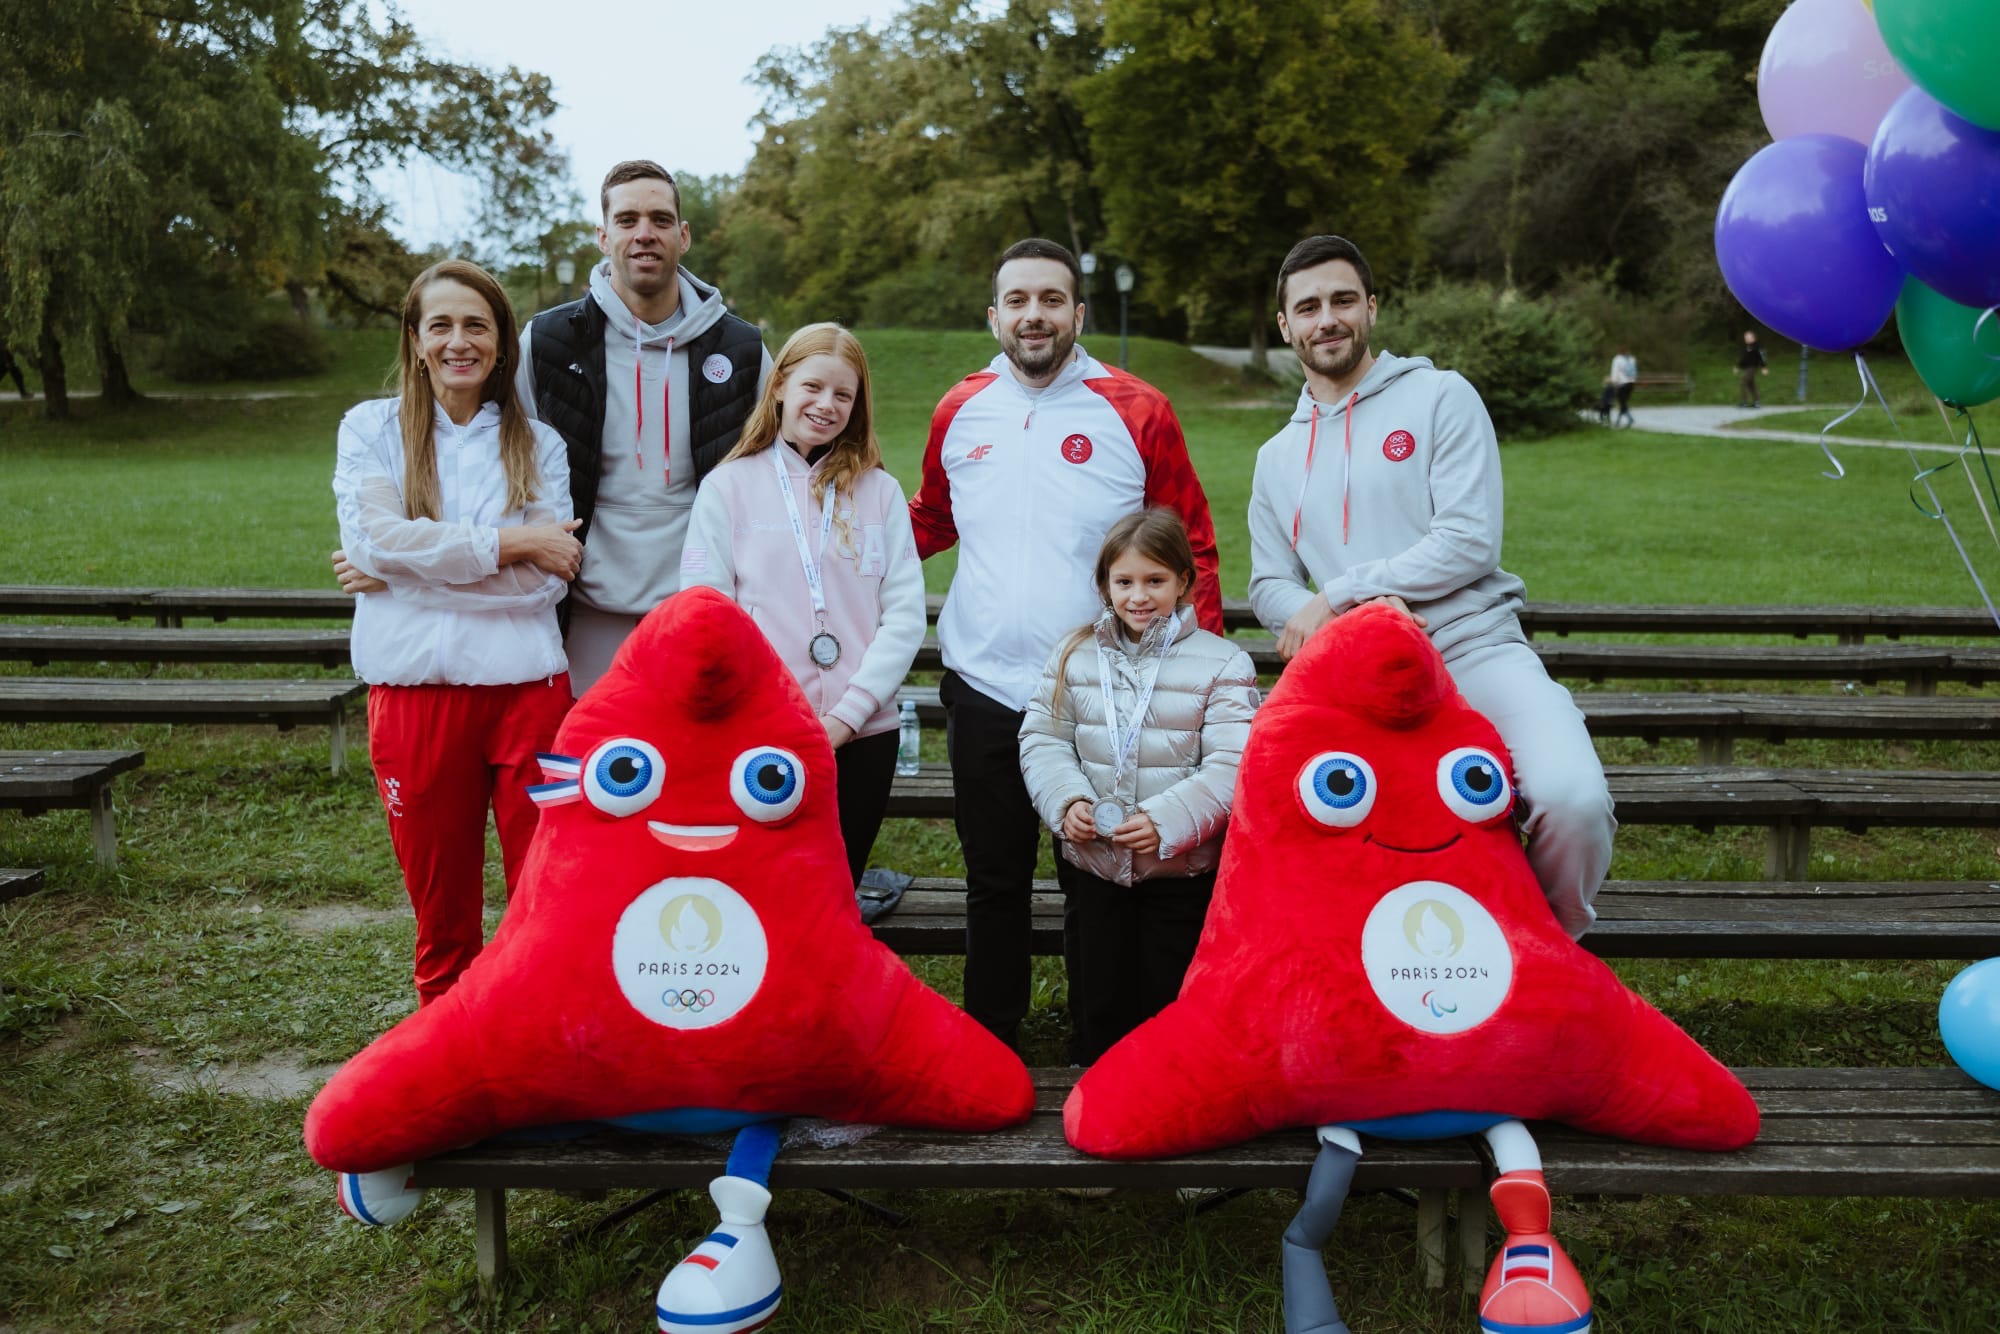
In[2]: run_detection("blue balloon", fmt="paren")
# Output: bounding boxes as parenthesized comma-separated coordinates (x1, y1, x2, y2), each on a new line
(1715, 135, 1904, 352)
(1866, 87, 2000, 311)
(1939, 957, 2000, 1091)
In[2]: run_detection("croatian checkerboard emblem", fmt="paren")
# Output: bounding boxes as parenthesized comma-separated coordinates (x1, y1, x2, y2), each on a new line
(701, 354, 732, 384)
(1383, 430, 1416, 462)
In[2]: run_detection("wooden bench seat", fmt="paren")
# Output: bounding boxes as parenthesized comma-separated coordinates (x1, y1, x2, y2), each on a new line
(0, 750, 145, 866)
(0, 678, 366, 774)
(881, 763, 2000, 879)
(0, 584, 349, 625)
(895, 685, 2000, 764)
(866, 878, 2000, 961)
(0, 625, 351, 669)
(414, 1065, 2000, 1286)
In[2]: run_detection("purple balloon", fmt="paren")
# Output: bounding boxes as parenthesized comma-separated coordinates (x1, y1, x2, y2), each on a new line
(1714, 135, 1904, 352)
(1759, 0, 1911, 146)
(1865, 86, 2000, 310)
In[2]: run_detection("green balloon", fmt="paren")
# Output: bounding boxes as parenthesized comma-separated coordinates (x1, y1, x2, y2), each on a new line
(1897, 275, 2000, 409)
(1876, 0, 2000, 131)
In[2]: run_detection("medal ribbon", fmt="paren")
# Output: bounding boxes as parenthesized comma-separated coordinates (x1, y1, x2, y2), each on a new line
(1095, 607, 1182, 782)
(771, 444, 836, 627)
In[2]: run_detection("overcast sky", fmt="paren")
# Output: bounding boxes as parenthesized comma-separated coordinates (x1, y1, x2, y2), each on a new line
(374, 0, 914, 244)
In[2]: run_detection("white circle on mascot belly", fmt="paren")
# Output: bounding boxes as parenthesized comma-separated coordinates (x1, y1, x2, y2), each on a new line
(612, 877, 769, 1030)
(1359, 880, 1514, 1036)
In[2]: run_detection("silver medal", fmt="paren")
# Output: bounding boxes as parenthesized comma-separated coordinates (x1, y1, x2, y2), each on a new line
(1092, 798, 1125, 838)
(808, 630, 842, 668)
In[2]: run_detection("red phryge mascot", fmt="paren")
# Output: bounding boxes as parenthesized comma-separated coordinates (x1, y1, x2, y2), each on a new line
(1064, 604, 1759, 1334)
(306, 588, 1032, 1333)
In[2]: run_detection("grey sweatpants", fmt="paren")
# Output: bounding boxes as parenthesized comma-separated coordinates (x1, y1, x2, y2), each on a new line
(1448, 639, 1616, 938)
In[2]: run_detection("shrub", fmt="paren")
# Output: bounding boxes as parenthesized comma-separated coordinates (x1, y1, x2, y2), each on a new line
(164, 315, 331, 383)
(1375, 282, 1595, 439)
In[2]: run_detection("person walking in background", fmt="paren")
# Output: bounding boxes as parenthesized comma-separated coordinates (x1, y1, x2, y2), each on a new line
(0, 345, 30, 398)
(1609, 346, 1637, 427)
(1248, 234, 1614, 941)
(1736, 330, 1769, 408)
(332, 259, 579, 1005)
(1018, 509, 1256, 1064)
(909, 237, 1225, 1053)
(681, 323, 926, 885)
(514, 159, 771, 695)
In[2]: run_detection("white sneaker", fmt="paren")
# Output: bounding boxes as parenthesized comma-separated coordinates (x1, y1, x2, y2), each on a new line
(656, 1176, 782, 1334)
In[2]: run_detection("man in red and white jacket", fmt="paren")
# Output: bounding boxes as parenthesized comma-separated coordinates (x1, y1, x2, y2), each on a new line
(909, 238, 1224, 1052)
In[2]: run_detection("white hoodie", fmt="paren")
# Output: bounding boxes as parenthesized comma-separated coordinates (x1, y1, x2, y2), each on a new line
(515, 261, 769, 617)
(1247, 351, 1527, 661)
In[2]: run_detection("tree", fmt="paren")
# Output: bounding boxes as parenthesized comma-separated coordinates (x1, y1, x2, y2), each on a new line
(1080, 0, 1458, 368)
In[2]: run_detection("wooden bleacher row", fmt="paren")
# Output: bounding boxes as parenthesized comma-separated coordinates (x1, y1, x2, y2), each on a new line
(5, 583, 1996, 642)
(420, 1065, 2000, 1288)
(0, 750, 144, 867)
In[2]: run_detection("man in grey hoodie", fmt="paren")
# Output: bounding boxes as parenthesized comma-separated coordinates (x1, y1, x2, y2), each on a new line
(515, 160, 772, 694)
(1246, 235, 1613, 938)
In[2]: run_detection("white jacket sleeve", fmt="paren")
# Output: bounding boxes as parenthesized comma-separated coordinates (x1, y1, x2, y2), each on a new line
(1138, 647, 1259, 860)
(384, 422, 571, 613)
(679, 473, 739, 597)
(1017, 640, 1096, 833)
(1320, 376, 1504, 610)
(827, 478, 927, 732)
(1246, 441, 1319, 633)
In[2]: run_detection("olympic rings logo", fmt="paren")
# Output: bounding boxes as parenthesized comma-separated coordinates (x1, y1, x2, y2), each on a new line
(663, 988, 718, 1012)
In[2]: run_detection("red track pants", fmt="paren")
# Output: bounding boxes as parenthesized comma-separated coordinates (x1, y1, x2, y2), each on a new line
(366, 675, 571, 1005)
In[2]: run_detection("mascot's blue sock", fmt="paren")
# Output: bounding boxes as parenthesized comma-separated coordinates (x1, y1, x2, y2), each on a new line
(725, 1120, 784, 1187)
(1282, 1136, 1359, 1334)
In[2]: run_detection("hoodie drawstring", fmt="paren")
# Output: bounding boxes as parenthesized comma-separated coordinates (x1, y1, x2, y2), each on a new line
(634, 336, 676, 482)
(1291, 391, 1359, 549)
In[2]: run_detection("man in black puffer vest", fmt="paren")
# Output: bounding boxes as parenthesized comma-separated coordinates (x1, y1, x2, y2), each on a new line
(515, 159, 770, 694)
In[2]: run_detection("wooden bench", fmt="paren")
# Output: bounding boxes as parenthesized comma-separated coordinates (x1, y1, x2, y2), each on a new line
(895, 685, 2000, 764)
(0, 679, 366, 774)
(866, 878, 2000, 961)
(0, 750, 145, 866)
(882, 762, 2000, 880)
(0, 625, 351, 670)
(11, 585, 1997, 642)
(905, 637, 2000, 692)
(1632, 372, 1695, 395)
(414, 1064, 2000, 1288)
(0, 866, 47, 903)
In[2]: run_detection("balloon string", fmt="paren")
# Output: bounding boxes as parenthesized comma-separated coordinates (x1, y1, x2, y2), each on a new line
(1864, 356, 2000, 629)
(1813, 352, 1874, 480)
(1962, 453, 1998, 550)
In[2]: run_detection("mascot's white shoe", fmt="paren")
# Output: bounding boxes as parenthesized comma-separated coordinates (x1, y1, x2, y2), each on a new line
(1478, 1170, 1593, 1334)
(334, 1164, 425, 1227)
(656, 1175, 782, 1334)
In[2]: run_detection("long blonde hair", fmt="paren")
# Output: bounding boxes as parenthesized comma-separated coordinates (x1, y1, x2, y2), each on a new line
(396, 259, 540, 520)
(723, 323, 881, 510)
(1051, 508, 1198, 722)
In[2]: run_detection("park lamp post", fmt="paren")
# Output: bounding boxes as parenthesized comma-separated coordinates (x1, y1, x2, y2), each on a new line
(1079, 250, 1097, 335)
(1115, 263, 1135, 371)
(556, 256, 577, 304)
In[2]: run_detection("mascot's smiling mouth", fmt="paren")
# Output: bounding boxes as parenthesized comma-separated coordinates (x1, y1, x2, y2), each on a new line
(648, 821, 740, 852)
(1365, 833, 1461, 855)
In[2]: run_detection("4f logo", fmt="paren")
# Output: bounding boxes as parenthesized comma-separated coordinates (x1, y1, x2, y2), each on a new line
(966, 443, 994, 461)
(381, 777, 404, 819)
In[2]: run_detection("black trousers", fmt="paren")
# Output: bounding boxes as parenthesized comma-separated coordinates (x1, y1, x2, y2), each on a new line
(941, 669, 1063, 1046)
(1064, 865, 1216, 1066)
(834, 728, 899, 886)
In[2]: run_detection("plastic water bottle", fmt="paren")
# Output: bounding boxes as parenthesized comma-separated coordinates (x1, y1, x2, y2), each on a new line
(896, 699, 921, 776)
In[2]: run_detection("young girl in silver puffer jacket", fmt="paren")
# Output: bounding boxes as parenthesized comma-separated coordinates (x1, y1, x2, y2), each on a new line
(1018, 508, 1260, 1064)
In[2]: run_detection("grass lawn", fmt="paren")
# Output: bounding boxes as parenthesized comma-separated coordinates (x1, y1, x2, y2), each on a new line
(2, 330, 1998, 1330)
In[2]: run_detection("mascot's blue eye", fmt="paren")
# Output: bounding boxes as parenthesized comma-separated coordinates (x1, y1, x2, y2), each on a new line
(1297, 752, 1376, 828)
(1437, 747, 1512, 823)
(730, 747, 805, 822)
(581, 738, 666, 817)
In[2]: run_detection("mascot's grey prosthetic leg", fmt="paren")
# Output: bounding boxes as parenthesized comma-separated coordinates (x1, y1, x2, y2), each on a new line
(1282, 1126, 1361, 1334)
(1282, 1120, 1593, 1334)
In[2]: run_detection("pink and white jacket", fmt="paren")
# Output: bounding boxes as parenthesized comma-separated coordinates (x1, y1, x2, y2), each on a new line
(681, 446, 926, 738)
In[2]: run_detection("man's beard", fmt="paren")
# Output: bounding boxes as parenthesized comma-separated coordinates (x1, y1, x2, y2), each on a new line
(1004, 321, 1076, 378)
(1295, 325, 1370, 381)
